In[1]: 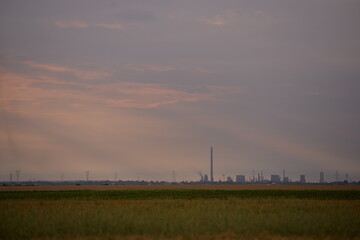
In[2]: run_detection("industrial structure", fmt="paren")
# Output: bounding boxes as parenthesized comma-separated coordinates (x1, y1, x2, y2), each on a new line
(203, 174, 209, 182)
(320, 172, 324, 183)
(210, 146, 214, 183)
(300, 174, 306, 184)
(283, 170, 286, 183)
(271, 175, 281, 183)
(226, 176, 233, 182)
(236, 175, 246, 183)
(3, 148, 359, 186)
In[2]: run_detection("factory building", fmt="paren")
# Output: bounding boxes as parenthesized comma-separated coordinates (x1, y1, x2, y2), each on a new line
(283, 177, 289, 183)
(236, 175, 246, 183)
(300, 175, 306, 184)
(320, 172, 324, 183)
(203, 174, 209, 182)
(270, 175, 281, 183)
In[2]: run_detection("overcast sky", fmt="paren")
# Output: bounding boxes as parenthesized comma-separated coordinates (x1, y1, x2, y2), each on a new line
(1, 0, 359, 182)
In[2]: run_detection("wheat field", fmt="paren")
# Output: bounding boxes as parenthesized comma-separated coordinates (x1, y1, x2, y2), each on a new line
(1, 187, 359, 239)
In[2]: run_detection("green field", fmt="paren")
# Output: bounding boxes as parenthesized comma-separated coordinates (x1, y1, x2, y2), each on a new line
(1, 190, 359, 239)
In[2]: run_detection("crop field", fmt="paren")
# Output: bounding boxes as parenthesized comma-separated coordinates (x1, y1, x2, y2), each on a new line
(1, 188, 360, 240)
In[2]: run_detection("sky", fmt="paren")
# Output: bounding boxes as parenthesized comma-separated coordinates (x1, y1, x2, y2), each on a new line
(1, 0, 360, 182)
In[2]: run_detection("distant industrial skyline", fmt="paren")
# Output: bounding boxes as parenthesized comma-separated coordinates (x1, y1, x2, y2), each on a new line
(4, 162, 357, 184)
(1, 1, 360, 182)
(2, 170, 356, 184)
(3, 146, 357, 183)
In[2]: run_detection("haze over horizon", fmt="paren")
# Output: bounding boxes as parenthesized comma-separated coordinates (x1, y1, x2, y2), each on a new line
(1, 1, 360, 183)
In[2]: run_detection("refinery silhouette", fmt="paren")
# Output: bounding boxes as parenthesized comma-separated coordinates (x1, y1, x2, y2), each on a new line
(2, 147, 358, 186)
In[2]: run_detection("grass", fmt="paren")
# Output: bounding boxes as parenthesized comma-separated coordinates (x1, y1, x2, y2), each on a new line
(1, 189, 360, 200)
(0, 190, 359, 239)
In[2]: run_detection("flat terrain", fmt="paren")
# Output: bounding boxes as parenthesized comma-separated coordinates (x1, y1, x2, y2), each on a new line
(1, 184, 359, 191)
(1, 189, 360, 239)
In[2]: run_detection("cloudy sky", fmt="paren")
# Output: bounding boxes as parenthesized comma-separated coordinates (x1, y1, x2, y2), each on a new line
(1, 0, 359, 182)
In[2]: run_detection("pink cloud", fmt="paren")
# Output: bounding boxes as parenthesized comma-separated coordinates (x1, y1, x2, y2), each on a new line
(94, 23, 125, 30)
(55, 20, 89, 28)
(196, 68, 213, 75)
(202, 10, 239, 26)
(99, 82, 244, 109)
(24, 61, 111, 80)
(1, 63, 244, 116)
(99, 82, 206, 109)
(125, 64, 176, 72)
(203, 18, 227, 26)
(106, 99, 181, 109)
(55, 21, 125, 30)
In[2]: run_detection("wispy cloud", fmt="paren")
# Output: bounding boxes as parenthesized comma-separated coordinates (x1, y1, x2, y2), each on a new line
(125, 64, 176, 72)
(306, 91, 350, 98)
(196, 68, 213, 75)
(98, 82, 208, 109)
(55, 20, 89, 28)
(24, 61, 110, 81)
(203, 17, 227, 26)
(94, 23, 125, 30)
(201, 9, 267, 27)
(1, 64, 242, 113)
(202, 10, 239, 26)
(55, 20, 125, 30)
(106, 99, 181, 109)
(101, 82, 244, 109)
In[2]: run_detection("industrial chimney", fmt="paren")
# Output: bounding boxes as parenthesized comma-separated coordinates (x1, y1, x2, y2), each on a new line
(210, 146, 214, 183)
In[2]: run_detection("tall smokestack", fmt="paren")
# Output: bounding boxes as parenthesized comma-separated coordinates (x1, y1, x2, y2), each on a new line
(283, 169, 285, 183)
(210, 146, 214, 183)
